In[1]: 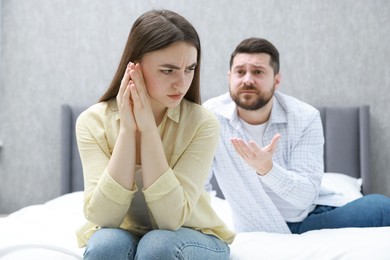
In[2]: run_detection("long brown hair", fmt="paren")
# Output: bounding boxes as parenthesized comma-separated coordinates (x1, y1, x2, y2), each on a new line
(100, 9, 202, 104)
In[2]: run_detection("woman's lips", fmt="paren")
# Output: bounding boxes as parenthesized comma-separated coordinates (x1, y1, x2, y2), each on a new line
(168, 94, 183, 100)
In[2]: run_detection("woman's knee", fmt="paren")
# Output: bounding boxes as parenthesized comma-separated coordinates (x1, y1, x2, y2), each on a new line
(136, 228, 229, 260)
(84, 228, 139, 260)
(136, 229, 181, 259)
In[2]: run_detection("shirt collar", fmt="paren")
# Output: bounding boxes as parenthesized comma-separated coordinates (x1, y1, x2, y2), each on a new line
(215, 99, 242, 129)
(166, 104, 180, 123)
(215, 91, 287, 126)
(268, 91, 287, 124)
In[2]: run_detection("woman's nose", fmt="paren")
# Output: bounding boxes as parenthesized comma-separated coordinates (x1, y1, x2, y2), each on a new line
(173, 73, 186, 89)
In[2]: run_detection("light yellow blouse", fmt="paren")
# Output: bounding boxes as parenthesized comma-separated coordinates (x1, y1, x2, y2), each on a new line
(75, 99, 235, 247)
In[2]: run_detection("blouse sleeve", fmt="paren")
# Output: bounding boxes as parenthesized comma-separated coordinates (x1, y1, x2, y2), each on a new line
(143, 110, 220, 230)
(75, 109, 137, 228)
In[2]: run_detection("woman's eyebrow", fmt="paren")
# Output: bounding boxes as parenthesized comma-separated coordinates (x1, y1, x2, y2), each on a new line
(187, 63, 197, 69)
(159, 63, 197, 69)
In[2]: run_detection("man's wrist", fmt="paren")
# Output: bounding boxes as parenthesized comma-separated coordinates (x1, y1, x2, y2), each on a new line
(256, 163, 273, 176)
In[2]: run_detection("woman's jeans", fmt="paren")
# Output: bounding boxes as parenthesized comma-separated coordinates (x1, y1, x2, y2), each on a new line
(287, 194, 390, 234)
(83, 227, 230, 260)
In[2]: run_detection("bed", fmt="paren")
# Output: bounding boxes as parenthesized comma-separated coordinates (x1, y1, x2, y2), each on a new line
(1, 104, 389, 260)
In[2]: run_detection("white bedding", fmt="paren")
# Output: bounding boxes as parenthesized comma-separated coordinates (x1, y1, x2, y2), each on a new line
(1, 174, 390, 259)
(0, 192, 85, 259)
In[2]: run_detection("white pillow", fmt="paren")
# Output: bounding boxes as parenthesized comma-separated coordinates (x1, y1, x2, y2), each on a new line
(315, 172, 363, 207)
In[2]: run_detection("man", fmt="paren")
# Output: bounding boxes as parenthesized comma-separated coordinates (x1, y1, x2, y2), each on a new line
(204, 37, 390, 234)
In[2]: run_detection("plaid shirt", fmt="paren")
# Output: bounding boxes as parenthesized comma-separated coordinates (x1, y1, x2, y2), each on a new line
(204, 91, 324, 233)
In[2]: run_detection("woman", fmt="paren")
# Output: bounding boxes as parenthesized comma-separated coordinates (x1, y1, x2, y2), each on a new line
(75, 9, 235, 259)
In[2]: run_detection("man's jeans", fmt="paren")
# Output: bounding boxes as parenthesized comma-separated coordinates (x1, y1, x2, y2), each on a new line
(287, 194, 390, 234)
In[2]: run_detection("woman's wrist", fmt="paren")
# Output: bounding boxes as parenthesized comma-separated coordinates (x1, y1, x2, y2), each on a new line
(118, 127, 137, 137)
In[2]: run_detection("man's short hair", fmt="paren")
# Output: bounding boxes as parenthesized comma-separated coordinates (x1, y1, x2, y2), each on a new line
(229, 37, 280, 74)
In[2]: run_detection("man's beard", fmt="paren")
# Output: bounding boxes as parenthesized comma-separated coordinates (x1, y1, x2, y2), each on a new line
(230, 85, 275, 111)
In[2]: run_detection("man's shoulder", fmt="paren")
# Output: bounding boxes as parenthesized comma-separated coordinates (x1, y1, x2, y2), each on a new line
(275, 91, 319, 117)
(202, 92, 232, 111)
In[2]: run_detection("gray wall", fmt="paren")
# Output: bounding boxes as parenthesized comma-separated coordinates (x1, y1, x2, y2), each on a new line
(1, 0, 389, 213)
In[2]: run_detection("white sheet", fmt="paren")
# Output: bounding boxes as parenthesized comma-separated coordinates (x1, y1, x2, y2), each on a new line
(230, 227, 390, 260)
(0, 192, 85, 259)
(1, 191, 390, 259)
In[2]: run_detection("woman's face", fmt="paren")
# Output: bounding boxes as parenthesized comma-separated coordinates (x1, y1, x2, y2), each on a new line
(139, 41, 198, 110)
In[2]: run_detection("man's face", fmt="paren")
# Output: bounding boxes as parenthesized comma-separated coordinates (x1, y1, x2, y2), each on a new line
(229, 53, 280, 111)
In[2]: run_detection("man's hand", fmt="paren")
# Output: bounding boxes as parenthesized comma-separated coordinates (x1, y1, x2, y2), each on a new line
(231, 134, 281, 175)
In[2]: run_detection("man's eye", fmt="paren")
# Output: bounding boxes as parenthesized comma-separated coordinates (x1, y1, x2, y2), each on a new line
(161, 69, 173, 74)
(254, 70, 264, 74)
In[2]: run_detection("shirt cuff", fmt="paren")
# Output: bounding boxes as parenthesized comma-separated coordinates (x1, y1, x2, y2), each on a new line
(98, 168, 136, 204)
(259, 163, 286, 190)
(143, 168, 180, 202)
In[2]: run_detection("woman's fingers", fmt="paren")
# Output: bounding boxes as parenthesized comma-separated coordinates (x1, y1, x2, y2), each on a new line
(126, 62, 156, 133)
(129, 81, 140, 108)
(116, 64, 138, 132)
(117, 64, 132, 109)
(129, 63, 149, 101)
(124, 82, 132, 106)
(119, 65, 131, 97)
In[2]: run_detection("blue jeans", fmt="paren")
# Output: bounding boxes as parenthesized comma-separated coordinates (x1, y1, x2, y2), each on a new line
(83, 227, 230, 260)
(287, 194, 390, 234)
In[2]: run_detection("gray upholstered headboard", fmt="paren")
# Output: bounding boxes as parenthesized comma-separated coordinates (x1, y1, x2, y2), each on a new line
(317, 106, 370, 194)
(60, 104, 371, 196)
(60, 105, 88, 195)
